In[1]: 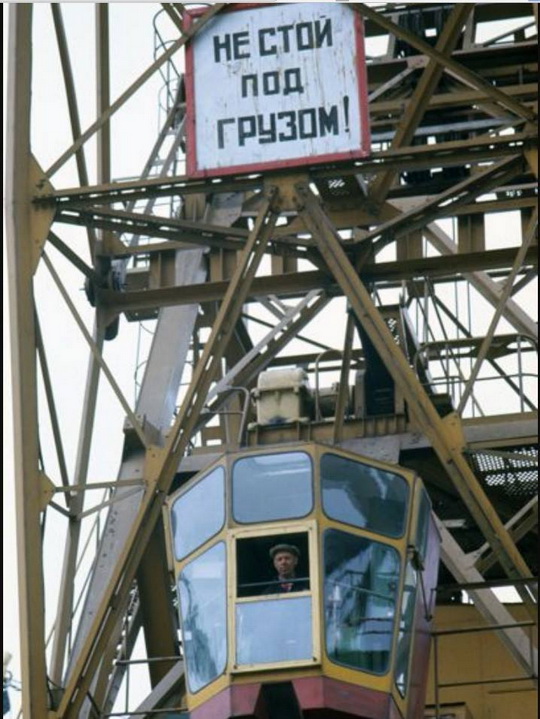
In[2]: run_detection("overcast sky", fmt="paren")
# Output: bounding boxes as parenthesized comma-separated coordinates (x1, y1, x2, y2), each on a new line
(3, 2, 538, 716)
(3, 4, 170, 713)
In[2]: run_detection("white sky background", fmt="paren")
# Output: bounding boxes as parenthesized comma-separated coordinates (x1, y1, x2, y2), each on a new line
(3, 3, 174, 713)
(3, 2, 538, 716)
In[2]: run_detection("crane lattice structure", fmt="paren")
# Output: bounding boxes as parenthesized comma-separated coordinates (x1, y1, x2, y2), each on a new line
(5, 3, 538, 718)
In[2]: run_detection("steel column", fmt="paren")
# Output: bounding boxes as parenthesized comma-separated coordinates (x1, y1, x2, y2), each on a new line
(49, 8, 115, 685)
(333, 312, 356, 444)
(457, 209, 538, 413)
(96, 5, 111, 189)
(5, 5, 49, 717)
(51, 4, 97, 256)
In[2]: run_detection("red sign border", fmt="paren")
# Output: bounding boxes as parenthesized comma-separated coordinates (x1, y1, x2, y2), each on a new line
(184, 3, 371, 178)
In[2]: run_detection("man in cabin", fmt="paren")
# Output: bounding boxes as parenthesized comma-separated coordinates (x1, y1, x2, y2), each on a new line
(262, 543, 310, 594)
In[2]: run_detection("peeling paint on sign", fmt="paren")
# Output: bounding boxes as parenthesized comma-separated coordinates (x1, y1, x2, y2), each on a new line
(185, 3, 370, 176)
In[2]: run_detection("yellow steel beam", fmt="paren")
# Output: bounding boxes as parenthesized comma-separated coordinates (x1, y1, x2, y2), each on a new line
(353, 3, 537, 122)
(56, 189, 280, 718)
(475, 497, 538, 576)
(370, 83, 538, 116)
(370, 4, 473, 203)
(45, 4, 226, 179)
(333, 313, 356, 445)
(42, 252, 147, 446)
(356, 155, 525, 250)
(95, 245, 537, 318)
(161, 3, 185, 33)
(524, 124, 539, 178)
(457, 208, 538, 414)
(51, 18, 115, 684)
(296, 183, 536, 610)
(51, 4, 97, 257)
(96, 5, 111, 188)
(34, 313, 71, 503)
(42, 128, 536, 206)
(5, 5, 49, 718)
(49, 319, 107, 688)
(136, 522, 180, 687)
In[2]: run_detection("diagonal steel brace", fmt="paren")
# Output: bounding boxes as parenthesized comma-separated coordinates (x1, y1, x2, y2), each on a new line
(56, 188, 280, 718)
(296, 183, 536, 612)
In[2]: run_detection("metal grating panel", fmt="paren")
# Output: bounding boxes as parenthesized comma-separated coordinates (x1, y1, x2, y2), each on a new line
(470, 446, 538, 506)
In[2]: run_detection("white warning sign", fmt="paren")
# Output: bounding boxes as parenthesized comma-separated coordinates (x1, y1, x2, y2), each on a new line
(185, 3, 370, 176)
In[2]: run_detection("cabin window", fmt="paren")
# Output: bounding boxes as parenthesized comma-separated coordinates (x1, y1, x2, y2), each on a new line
(321, 453, 409, 538)
(394, 488, 433, 696)
(171, 466, 225, 560)
(324, 529, 400, 675)
(236, 596, 313, 666)
(416, 489, 431, 560)
(395, 559, 417, 697)
(236, 533, 310, 597)
(232, 451, 313, 523)
(178, 542, 227, 693)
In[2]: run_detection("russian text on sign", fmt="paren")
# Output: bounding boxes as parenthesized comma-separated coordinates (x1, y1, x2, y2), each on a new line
(187, 3, 369, 175)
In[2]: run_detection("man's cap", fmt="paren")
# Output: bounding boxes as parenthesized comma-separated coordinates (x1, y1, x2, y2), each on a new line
(269, 543, 300, 559)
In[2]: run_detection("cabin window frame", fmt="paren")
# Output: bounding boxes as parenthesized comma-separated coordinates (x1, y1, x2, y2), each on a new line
(323, 526, 402, 676)
(393, 483, 433, 699)
(177, 541, 229, 694)
(231, 450, 314, 525)
(321, 452, 410, 539)
(170, 464, 226, 561)
(229, 521, 321, 673)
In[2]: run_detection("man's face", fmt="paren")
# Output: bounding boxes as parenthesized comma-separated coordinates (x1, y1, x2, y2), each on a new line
(273, 551, 298, 578)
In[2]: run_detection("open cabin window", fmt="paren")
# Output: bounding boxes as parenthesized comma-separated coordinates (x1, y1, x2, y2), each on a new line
(236, 533, 310, 597)
(233, 532, 315, 668)
(232, 451, 313, 523)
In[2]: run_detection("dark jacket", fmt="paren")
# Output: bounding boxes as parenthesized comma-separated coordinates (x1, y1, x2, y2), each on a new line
(261, 577, 310, 595)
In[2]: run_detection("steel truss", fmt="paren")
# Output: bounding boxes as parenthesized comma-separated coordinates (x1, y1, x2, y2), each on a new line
(5, 4, 538, 718)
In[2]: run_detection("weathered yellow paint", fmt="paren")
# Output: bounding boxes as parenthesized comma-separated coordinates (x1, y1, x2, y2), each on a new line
(425, 604, 538, 719)
(39, 472, 56, 512)
(524, 147, 538, 179)
(29, 156, 55, 273)
(440, 412, 468, 455)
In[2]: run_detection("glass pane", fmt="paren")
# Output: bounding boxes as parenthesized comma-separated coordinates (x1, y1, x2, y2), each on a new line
(178, 543, 227, 694)
(233, 452, 313, 523)
(416, 489, 431, 559)
(324, 529, 400, 675)
(236, 597, 312, 665)
(395, 560, 417, 697)
(322, 453, 409, 537)
(171, 466, 225, 560)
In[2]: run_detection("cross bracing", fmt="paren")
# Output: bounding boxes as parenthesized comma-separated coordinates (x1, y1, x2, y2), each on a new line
(5, 4, 538, 718)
